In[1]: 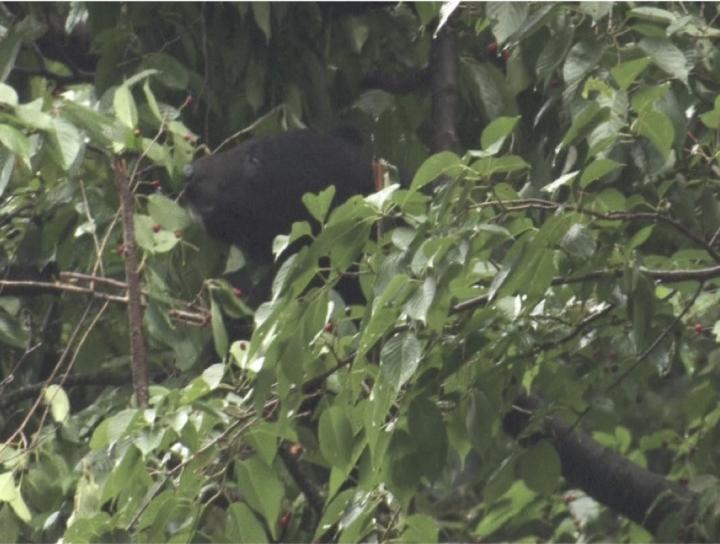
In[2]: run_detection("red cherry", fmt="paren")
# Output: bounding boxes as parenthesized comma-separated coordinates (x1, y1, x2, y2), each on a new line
(487, 42, 498, 55)
(150, 179, 161, 190)
(238, 341, 247, 351)
(693, 322, 703, 336)
(323, 322, 334, 333)
(233, 287, 244, 298)
(289, 443, 303, 457)
(152, 224, 161, 233)
(279, 511, 291, 529)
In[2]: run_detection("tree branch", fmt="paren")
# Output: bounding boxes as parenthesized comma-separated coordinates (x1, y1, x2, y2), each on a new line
(114, 157, 149, 407)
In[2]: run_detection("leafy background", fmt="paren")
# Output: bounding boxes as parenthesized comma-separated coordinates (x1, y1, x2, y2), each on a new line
(1, 2, 720, 542)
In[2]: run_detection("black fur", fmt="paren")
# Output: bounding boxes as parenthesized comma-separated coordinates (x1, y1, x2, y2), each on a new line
(184, 129, 373, 263)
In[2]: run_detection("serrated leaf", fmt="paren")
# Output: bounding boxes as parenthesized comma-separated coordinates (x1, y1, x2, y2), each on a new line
(405, 277, 436, 324)
(380, 332, 422, 392)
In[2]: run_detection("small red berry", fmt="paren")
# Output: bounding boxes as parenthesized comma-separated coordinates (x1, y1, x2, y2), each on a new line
(693, 322, 703, 336)
(502, 49, 511, 62)
(289, 443, 303, 457)
(323, 322, 334, 333)
(233, 287, 244, 298)
(238, 341, 247, 351)
(133, 128, 142, 137)
(678, 476, 689, 487)
(279, 511, 291, 529)
(152, 224, 161, 233)
(487, 42, 498, 55)
(150, 179, 161, 190)
(52, 87, 64, 97)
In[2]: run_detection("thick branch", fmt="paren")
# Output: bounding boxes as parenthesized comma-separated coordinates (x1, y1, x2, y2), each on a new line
(504, 393, 700, 539)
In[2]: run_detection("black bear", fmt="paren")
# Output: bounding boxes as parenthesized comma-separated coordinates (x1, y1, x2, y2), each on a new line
(183, 128, 374, 264)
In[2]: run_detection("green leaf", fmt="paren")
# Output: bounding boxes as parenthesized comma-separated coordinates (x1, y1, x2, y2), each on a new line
(580, 159, 622, 188)
(699, 95, 720, 129)
(235, 457, 283, 539)
(134, 214, 180, 254)
(225, 503, 269, 543)
(635, 109, 674, 159)
(319, 406, 354, 469)
(410, 151, 462, 192)
(541, 170, 579, 193)
(113, 85, 138, 129)
(50, 118, 83, 170)
(471, 155, 529, 177)
(560, 102, 604, 148)
(520, 440, 561, 495)
(487, 2, 528, 44)
(143, 80, 163, 121)
(408, 398, 448, 480)
(379, 332, 422, 393)
(43, 385, 70, 423)
(302, 185, 335, 223)
(561, 223, 596, 259)
(147, 193, 192, 231)
(480, 116, 519, 154)
(0, 124, 30, 161)
(140, 54, 188, 90)
(404, 277, 436, 324)
(630, 83, 670, 113)
(639, 37, 689, 83)
(611, 57, 651, 91)
(210, 297, 229, 356)
(402, 514, 439, 543)
(562, 40, 605, 96)
(0, 308, 29, 349)
(252, 3, 271, 43)
(465, 61, 516, 119)
(0, 83, 17, 107)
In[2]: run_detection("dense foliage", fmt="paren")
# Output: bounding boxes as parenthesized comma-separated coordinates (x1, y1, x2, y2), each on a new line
(1, 2, 720, 541)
